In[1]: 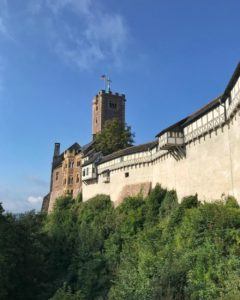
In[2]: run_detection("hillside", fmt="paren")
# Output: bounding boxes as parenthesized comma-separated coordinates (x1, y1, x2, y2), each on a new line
(1, 186, 240, 299)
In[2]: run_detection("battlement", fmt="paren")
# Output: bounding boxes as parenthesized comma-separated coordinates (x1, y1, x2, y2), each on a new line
(92, 89, 126, 135)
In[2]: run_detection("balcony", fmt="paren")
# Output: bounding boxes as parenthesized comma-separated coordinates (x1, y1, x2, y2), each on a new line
(82, 164, 97, 181)
(159, 132, 185, 150)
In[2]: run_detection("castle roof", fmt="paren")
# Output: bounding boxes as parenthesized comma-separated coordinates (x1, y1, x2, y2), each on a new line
(222, 62, 240, 101)
(155, 95, 222, 138)
(82, 140, 95, 155)
(67, 142, 81, 152)
(155, 117, 188, 137)
(183, 95, 222, 126)
(155, 62, 240, 138)
(99, 140, 158, 165)
(82, 151, 102, 167)
(52, 142, 81, 169)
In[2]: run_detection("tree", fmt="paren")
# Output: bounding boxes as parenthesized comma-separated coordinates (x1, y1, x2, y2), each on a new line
(94, 118, 135, 155)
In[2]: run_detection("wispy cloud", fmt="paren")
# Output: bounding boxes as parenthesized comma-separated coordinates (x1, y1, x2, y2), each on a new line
(0, 0, 129, 71)
(47, 0, 92, 15)
(0, 16, 7, 36)
(0, 185, 43, 213)
(33, 0, 129, 70)
(0, 0, 14, 41)
(27, 195, 43, 204)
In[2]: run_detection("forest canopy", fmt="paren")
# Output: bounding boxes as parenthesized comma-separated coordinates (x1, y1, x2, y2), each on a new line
(1, 187, 240, 299)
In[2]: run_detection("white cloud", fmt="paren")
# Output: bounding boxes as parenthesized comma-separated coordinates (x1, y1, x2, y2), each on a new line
(0, 185, 43, 213)
(45, 0, 128, 70)
(0, 0, 128, 70)
(0, 16, 7, 36)
(27, 196, 43, 204)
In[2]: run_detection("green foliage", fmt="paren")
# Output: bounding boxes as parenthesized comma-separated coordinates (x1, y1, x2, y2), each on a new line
(51, 284, 84, 300)
(159, 189, 178, 218)
(1, 189, 240, 299)
(75, 192, 82, 203)
(225, 195, 239, 208)
(94, 118, 135, 155)
(0, 208, 52, 300)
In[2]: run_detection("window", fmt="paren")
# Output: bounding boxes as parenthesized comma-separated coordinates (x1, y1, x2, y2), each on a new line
(77, 161, 81, 167)
(125, 172, 129, 178)
(96, 118, 98, 124)
(64, 178, 66, 185)
(96, 105, 98, 111)
(83, 169, 85, 176)
(103, 170, 110, 183)
(86, 168, 89, 176)
(68, 177, 73, 184)
(109, 101, 117, 109)
(68, 161, 74, 168)
(56, 172, 59, 181)
(76, 174, 80, 183)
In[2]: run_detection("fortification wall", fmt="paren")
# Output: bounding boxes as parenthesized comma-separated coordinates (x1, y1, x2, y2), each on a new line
(82, 111, 240, 203)
(83, 163, 154, 204)
(152, 112, 240, 201)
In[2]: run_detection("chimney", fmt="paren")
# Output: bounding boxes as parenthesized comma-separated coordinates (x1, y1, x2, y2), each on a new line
(54, 143, 60, 158)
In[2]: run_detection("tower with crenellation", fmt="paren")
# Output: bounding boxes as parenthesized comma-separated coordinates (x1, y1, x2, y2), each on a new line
(92, 90, 126, 137)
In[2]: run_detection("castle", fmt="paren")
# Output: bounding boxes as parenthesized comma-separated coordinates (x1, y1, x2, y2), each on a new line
(42, 62, 240, 213)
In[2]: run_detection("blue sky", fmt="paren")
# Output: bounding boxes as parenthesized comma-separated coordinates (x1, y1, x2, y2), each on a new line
(0, 0, 239, 213)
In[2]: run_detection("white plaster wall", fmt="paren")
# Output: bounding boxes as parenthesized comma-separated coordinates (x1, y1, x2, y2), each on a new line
(83, 111, 240, 204)
(83, 162, 154, 202)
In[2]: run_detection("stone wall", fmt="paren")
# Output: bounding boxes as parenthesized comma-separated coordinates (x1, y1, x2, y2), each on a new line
(48, 151, 82, 212)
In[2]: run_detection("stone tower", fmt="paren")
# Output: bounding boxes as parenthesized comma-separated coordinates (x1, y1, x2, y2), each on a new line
(92, 90, 126, 136)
